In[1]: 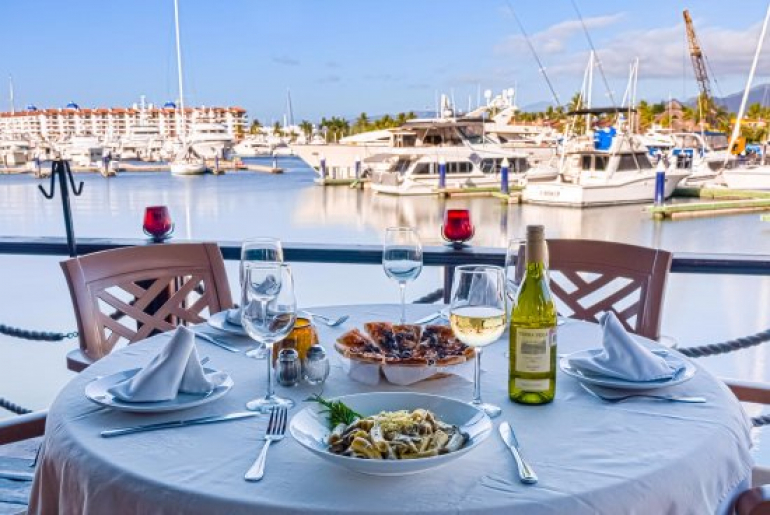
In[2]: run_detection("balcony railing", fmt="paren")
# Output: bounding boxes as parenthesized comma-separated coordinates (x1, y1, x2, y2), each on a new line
(1, 236, 769, 303)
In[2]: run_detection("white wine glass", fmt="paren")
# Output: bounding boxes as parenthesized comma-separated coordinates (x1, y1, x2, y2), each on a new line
(449, 264, 507, 419)
(243, 263, 297, 413)
(383, 227, 423, 324)
(240, 238, 284, 359)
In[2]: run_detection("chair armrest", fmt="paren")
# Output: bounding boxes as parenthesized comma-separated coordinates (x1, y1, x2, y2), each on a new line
(724, 379, 770, 404)
(0, 410, 46, 445)
(737, 485, 770, 515)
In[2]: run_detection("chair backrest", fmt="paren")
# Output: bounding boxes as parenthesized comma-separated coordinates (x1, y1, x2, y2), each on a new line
(517, 239, 672, 340)
(61, 243, 233, 362)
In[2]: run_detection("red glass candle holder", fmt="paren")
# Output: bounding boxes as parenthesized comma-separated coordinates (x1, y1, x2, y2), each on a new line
(441, 209, 475, 248)
(143, 206, 174, 242)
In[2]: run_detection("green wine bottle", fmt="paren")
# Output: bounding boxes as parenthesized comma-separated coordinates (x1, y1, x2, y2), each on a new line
(509, 225, 557, 405)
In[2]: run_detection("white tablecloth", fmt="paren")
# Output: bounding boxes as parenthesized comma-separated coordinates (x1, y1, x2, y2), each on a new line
(29, 304, 753, 515)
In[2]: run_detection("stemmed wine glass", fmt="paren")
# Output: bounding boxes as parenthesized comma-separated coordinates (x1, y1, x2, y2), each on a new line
(449, 265, 507, 418)
(240, 238, 284, 359)
(243, 263, 297, 412)
(383, 227, 423, 324)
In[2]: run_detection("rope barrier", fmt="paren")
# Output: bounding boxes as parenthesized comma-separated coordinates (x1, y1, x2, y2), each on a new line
(0, 397, 32, 415)
(0, 323, 77, 342)
(677, 329, 770, 358)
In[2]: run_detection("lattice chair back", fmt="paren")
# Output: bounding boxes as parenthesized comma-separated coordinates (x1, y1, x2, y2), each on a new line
(517, 239, 671, 340)
(61, 243, 233, 369)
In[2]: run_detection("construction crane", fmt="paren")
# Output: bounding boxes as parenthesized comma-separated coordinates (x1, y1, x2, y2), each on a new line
(683, 9, 716, 127)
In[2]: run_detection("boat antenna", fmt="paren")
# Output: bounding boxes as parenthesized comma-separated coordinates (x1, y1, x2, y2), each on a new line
(570, 0, 617, 107)
(173, 0, 186, 139)
(504, 0, 562, 108)
(725, 0, 770, 168)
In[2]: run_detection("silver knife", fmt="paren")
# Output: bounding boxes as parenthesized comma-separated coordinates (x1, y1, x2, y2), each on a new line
(193, 332, 240, 353)
(413, 311, 442, 324)
(100, 411, 259, 438)
(499, 422, 538, 484)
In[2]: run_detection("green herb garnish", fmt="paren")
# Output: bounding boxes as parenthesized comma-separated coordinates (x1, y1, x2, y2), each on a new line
(306, 394, 361, 429)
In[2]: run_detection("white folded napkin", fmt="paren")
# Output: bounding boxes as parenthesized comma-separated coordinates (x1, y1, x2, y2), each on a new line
(225, 308, 243, 327)
(108, 326, 228, 402)
(568, 312, 684, 382)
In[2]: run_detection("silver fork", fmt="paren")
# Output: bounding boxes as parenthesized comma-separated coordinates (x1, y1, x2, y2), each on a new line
(580, 384, 706, 404)
(244, 407, 288, 482)
(303, 312, 349, 327)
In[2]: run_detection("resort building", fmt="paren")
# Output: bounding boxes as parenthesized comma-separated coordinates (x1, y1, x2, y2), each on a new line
(0, 103, 248, 140)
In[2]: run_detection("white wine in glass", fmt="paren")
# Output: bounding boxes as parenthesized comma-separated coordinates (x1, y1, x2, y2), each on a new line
(383, 227, 422, 324)
(449, 264, 507, 418)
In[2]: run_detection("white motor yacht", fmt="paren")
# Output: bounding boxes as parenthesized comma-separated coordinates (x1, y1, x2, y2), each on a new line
(294, 117, 547, 186)
(524, 132, 690, 207)
(369, 149, 530, 195)
(718, 163, 770, 190)
(233, 136, 272, 157)
(188, 122, 233, 159)
(120, 125, 164, 161)
(58, 135, 105, 167)
(0, 135, 32, 166)
(670, 132, 736, 186)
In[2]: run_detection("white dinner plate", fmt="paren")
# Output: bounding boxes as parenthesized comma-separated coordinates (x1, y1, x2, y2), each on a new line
(207, 310, 247, 336)
(559, 349, 696, 390)
(290, 392, 492, 476)
(84, 368, 233, 413)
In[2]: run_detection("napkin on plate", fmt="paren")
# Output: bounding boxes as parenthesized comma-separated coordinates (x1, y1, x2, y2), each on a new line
(568, 311, 684, 382)
(108, 326, 228, 402)
(225, 308, 243, 327)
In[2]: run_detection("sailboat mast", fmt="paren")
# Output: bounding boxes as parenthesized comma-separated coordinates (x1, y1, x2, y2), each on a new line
(727, 1, 770, 164)
(173, 0, 186, 138)
(8, 75, 15, 115)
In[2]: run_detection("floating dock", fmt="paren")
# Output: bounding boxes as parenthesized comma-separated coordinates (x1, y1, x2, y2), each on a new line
(0, 159, 283, 176)
(652, 187, 770, 219)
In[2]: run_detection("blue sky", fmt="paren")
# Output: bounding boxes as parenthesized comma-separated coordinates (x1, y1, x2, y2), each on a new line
(2, 0, 770, 123)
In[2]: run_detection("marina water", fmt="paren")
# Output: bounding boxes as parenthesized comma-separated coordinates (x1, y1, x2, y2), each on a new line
(1, 156, 769, 426)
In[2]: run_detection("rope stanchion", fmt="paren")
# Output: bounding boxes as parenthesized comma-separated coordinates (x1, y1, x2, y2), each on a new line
(677, 329, 770, 358)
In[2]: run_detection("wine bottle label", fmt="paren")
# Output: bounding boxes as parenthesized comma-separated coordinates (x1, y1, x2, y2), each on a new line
(514, 378, 550, 391)
(514, 328, 554, 373)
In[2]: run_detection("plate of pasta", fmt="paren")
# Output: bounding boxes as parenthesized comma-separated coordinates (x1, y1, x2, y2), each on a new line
(290, 392, 492, 476)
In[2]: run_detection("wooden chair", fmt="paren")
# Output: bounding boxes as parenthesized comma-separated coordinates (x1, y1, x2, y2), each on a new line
(518, 239, 671, 340)
(60, 242, 233, 372)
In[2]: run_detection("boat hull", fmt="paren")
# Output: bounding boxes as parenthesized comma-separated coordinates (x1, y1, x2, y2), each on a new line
(722, 167, 770, 190)
(370, 173, 503, 196)
(170, 162, 208, 176)
(523, 172, 689, 207)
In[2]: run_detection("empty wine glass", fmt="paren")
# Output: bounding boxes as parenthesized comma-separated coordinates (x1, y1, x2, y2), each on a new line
(449, 265, 507, 418)
(504, 238, 524, 303)
(240, 238, 283, 359)
(383, 227, 423, 324)
(243, 263, 297, 413)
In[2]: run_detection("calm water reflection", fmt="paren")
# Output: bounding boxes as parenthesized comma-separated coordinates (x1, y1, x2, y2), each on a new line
(1, 156, 769, 429)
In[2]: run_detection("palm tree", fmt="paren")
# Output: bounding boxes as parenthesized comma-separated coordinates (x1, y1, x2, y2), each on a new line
(273, 121, 283, 137)
(353, 112, 370, 134)
(249, 119, 262, 135)
(298, 120, 313, 141)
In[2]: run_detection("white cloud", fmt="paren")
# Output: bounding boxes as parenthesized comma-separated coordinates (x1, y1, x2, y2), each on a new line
(495, 13, 625, 56)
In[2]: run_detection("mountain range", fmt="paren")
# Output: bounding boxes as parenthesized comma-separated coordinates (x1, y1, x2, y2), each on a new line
(519, 83, 770, 113)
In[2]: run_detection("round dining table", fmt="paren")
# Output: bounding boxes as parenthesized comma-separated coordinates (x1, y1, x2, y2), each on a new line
(29, 304, 753, 515)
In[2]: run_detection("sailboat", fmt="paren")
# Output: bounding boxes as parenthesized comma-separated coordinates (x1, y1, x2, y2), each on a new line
(714, 3, 770, 190)
(169, 0, 208, 176)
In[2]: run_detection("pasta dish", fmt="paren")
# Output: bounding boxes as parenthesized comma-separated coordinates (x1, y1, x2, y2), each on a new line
(327, 409, 468, 460)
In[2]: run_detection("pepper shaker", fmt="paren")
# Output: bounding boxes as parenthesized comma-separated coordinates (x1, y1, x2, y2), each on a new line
(303, 344, 330, 385)
(276, 348, 301, 387)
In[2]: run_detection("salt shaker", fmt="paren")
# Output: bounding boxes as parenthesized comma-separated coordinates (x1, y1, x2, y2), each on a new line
(276, 348, 301, 387)
(303, 344, 330, 385)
